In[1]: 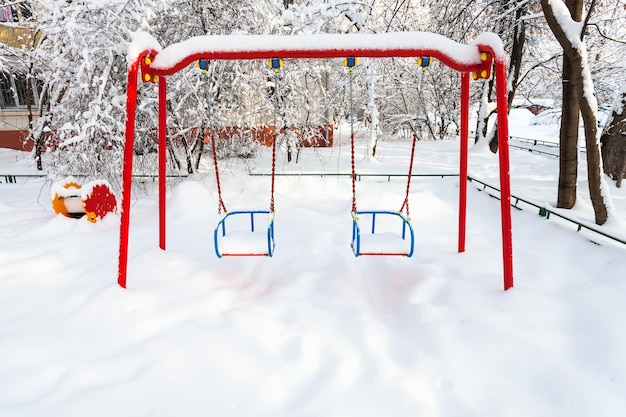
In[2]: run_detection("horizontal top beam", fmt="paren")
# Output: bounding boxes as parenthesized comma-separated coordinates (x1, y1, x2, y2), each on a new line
(128, 31, 505, 77)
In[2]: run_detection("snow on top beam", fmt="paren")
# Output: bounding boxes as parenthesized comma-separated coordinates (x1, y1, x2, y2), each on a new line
(127, 31, 162, 67)
(128, 31, 505, 77)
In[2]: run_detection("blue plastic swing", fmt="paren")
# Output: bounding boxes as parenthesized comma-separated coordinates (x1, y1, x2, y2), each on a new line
(351, 211, 415, 257)
(214, 210, 275, 258)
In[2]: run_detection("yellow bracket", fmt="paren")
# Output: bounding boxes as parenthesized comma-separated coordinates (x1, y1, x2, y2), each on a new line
(140, 54, 158, 83)
(471, 50, 493, 80)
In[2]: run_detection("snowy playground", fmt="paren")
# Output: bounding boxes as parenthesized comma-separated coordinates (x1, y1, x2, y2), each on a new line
(0, 28, 625, 417)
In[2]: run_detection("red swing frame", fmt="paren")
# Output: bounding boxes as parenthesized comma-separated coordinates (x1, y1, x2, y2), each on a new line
(119, 32, 514, 290)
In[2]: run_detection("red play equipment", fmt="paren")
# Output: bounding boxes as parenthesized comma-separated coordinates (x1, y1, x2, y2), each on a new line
(119, 32, 514, 290)
(51, 176, 118, 222)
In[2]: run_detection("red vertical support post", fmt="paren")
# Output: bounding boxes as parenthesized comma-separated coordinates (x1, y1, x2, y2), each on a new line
(494, 60, 514, 290)
(117, 59, 140, 288)
(458, 72, 470, 253)
(158, 77, 167, 250)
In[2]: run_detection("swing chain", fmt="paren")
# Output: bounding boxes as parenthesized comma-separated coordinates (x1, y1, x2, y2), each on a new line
(399, 134, 417, 219)
(347, 58, 357, 214)
(400, 60, 429, 218)
(210, 134, 228, 215)
(270, 64, 280, 214)
(202, 60, 227, 215)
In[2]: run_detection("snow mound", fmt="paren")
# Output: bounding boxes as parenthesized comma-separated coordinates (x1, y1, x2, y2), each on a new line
(167, 181, 212, 225)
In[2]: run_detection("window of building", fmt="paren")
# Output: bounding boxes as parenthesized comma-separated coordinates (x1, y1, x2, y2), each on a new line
(19, 3, 32, 20)
(13, 72, 29, 106)
(0, 71, 16, 108)
(0, 71, 42, 110)
(0, 2, 32, 23)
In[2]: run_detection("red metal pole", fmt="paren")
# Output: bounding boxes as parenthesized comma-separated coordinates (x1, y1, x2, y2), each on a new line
(458, 72, 470, 253)
(494, 60, 514, 290)
(117, 60, 140, 288)
(158, 77, 167, 250)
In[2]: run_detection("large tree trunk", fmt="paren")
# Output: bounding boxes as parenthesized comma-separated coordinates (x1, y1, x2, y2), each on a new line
(579, 79, 607, 224)
(557, 54, 580, 208)
(601, 83, 626, 187)
(542, 0, 609, 225)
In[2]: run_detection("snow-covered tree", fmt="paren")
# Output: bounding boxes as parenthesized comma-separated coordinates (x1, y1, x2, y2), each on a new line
(32, 0, 286, 179)
(541, 0, 611, 225)
(30, 0, 164, 184)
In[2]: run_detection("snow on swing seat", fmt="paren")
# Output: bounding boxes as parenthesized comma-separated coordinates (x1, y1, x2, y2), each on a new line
(218, 231, 272, 256)
(357, 232, 413, 256)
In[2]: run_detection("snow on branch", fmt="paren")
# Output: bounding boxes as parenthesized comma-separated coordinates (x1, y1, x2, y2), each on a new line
(546, 0, 585, 40)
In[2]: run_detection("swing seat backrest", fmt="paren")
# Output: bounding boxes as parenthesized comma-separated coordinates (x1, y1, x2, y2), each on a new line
(351, 210, 414, 257)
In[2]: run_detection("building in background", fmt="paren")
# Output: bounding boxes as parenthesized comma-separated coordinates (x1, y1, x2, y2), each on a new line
(0, 1, 42, 151)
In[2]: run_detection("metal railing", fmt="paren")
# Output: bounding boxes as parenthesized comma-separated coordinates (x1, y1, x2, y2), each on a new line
(1, 173, 45, 183)
(250, 172, 458, 181)
(467, 175, 626, 247)
(509, 135, 586, 158)
(1, 173, 188, 183)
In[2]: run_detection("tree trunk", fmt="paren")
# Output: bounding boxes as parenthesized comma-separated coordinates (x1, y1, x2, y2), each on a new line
(542, 0, 608, 225)
(488, 0, 527, 153)
(193, 125, 205, 171)
(579, 80, 607, 224)
(287, 140, 292, 163)
(26, 31, 42, 170)
(557, 54, 579, 208)
(26, 67, 36, 165)
(167, 101, 193, 174)
(366, 63, 379, 159)
(166, 137, 182, 171)
(34, 85, 63, 171)
(601, 84, 626, 187)
(474, 81, 492, 144)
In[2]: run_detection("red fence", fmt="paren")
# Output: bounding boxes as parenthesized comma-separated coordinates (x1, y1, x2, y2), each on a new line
(0, 130, 32, 151)
(0, 125, 334, 152)
(207, 125, 333, 147)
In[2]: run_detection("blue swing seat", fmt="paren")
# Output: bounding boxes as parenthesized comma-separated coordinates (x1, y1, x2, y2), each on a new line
(351, 210, 414, 257)
(214, 210, 275, 258)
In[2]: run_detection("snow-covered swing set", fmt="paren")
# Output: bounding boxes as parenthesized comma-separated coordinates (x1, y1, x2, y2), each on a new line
(118, 31, 514, 290)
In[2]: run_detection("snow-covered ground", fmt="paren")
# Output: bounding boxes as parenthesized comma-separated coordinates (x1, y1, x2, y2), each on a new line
(1, 109, 625, 416)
